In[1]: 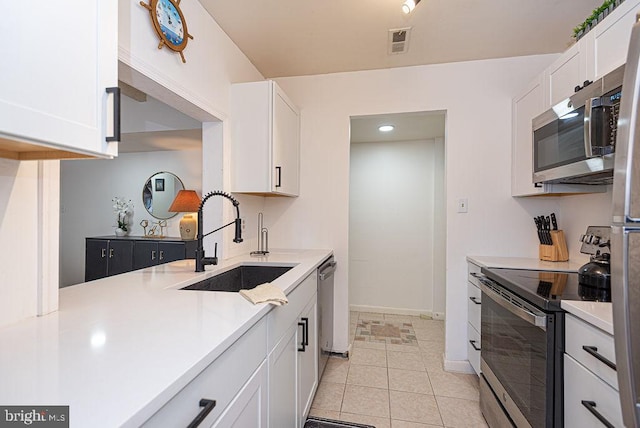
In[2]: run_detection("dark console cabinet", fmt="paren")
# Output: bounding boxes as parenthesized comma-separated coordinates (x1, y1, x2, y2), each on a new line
(133, 241, 187, 270)
(85, 236, 197, 282)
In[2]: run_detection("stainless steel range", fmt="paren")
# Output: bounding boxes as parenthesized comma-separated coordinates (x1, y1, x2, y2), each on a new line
(478, 228, 612, 427)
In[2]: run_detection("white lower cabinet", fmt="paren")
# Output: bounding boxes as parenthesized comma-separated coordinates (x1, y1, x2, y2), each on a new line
(297, 298, 318, 427)
(267, 271, 319, 428)
(564, 355, 622, 428)
(142, 318, 268, 427)
(564, 314, 622, 428)
(212, 361, 268, 428)
(269, 322, 299, 427)
(467, 261, 482, 375)
(142, 271, 319, 428)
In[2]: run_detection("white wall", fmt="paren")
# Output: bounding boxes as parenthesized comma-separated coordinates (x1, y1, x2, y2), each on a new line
(558, 188, 613, 262)
(59, 150, 203, 287)
(269, 54, 561, 361)
(0, 160, 39, 326)
(118, 0, 266, 260)
(349, 138, 444, 316)
(432, 137, 446, 316)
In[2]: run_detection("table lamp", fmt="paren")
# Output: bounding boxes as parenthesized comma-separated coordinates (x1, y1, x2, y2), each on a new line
(168, 190, 201, 240)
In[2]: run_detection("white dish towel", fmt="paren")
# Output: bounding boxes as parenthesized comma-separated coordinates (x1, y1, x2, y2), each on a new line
(239, 283, 289, 306)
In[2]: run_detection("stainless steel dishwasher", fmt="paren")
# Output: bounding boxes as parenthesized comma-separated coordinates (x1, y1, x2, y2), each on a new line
(317, 256, 336, 380)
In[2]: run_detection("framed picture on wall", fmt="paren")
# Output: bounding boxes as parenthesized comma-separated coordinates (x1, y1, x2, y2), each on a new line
(155, 178, 165, 192)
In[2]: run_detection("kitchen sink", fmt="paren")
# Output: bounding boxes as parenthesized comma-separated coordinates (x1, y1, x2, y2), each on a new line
(181, 265, 293, 292)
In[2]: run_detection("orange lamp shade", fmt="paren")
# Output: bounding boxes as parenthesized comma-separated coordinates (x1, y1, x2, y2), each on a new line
(168, 190, 201, 213)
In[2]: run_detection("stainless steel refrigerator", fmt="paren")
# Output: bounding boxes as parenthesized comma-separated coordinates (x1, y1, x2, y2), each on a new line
(613, 14, 640, 428)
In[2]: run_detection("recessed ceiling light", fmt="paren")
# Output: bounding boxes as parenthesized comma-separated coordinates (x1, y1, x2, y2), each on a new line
(378, 125, 394, 132)
(402, 0, 421, 14)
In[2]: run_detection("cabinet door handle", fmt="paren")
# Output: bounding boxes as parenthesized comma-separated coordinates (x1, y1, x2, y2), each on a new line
(469, 340, 481, 351)
(582, 345, 617, 370)
(159, 250, 164, 261)
(105, 87, 121, 142)
(109, 248, 114, 258)
(534, 183, 543, 188)
(581, 400, 615, 428)
(298, 319, 307, 352)
(151, 250, 156, 261)
(469, 296, 481, 305)
(302, 317, 309, 346)
(101, 248, 106, 258)
(186, 398, 216, 428)
(275, 166, 282, 188)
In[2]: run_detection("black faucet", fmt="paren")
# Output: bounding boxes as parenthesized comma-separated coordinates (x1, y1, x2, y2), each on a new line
(195, 191, 243, 272)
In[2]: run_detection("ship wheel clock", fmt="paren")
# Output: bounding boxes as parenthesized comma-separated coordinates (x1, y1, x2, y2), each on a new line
(140, 0, 194, 63)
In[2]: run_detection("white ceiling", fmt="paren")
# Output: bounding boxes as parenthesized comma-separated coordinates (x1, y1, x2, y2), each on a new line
(119, 129, 202, 153)
(119, 91, 202, 153)
(199, 0, 602, 78)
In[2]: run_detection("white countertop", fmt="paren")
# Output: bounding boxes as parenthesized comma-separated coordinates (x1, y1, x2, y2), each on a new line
(467, 255, 614, 335)
(467, 255, 589, 272)
(562, 301, 614, 335)
(0, 249, 332, 427)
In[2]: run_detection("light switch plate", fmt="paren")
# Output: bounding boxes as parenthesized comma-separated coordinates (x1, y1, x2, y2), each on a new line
(457, 198, 468, 213)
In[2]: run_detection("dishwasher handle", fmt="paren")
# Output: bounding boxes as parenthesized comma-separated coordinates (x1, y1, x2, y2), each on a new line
(318, 260, 337, 281)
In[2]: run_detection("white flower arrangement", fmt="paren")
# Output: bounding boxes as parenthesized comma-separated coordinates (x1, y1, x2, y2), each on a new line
(113, 197, 134, 232)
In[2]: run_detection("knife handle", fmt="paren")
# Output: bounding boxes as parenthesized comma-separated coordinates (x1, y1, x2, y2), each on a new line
(550, 213, 558, 230)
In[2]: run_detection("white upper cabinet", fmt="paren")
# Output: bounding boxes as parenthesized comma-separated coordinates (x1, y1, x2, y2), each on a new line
(0, 1, 119, 160)
(513, 1, 640, 197)
(585, 0, 640, 79)
(512, 77, 546, 197)
(544, 39, 588, 108)
(543, 0, 640, 109)
(231, 80, 300, 196)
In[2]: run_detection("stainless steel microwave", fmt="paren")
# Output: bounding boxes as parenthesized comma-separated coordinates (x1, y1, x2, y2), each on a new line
(532, 65, 624, 185)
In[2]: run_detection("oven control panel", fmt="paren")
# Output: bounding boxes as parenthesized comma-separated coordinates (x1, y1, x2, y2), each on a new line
(579, 226, 611, 256)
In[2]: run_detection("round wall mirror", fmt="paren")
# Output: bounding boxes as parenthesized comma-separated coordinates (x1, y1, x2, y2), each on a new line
(142, 171, 185, 219)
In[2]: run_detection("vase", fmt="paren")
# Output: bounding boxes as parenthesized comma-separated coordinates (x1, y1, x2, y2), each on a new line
(179, 214, 197, 240)
(115, 228, 127, 237)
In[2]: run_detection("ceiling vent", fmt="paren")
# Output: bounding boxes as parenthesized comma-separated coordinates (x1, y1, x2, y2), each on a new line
(388, 27, 411, 55)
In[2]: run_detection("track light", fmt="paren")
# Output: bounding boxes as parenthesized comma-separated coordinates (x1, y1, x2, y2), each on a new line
(402, 0, 421, 14)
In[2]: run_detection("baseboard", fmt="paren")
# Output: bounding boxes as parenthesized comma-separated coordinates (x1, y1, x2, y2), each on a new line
(350, 304, 446, 320)
(444, 358, 476, 374)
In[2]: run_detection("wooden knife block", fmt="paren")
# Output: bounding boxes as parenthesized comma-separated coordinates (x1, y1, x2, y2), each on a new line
(539, 230, 569, 262)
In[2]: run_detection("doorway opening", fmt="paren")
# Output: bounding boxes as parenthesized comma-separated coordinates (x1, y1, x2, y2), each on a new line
(59, 64, 223, 287)
(348, 111, 446, 319)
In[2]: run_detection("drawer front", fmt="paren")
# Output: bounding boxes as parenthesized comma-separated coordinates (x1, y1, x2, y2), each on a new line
(564, 354, 623, 428)
(565, 314, 617, 389)
(142, 317, 268, 427)
(467, 323, 481, 375)
(467, 262, 482, 288)
(267, 271, 317, 350)
(467, 282, 481, 332)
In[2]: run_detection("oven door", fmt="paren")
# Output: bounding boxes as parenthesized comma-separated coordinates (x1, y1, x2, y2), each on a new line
(480, 281, 556, 428)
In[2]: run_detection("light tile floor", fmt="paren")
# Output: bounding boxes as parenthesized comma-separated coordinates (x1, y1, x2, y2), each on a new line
(309, 311, 488, 428)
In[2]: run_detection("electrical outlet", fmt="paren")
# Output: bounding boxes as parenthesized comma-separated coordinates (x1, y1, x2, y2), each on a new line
(242, 219, 246, 230)
(457, 198, 468, 213)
